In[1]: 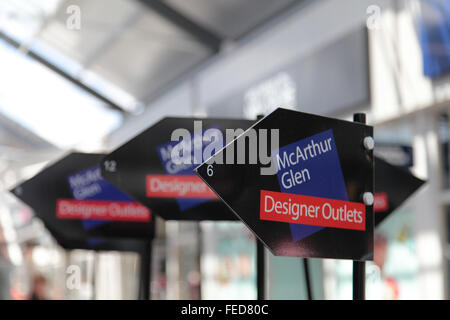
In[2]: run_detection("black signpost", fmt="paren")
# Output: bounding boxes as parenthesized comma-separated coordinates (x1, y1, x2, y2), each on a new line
(303, 259, 312, 300)
(255, 114, 266, 300)
(256, 240, 265, 300)
(10, 152, 155, 300)
(101, 117, 258, 299)
(196, 108, 374, 299)
(139, 239, 153, 300)
(101, 117, 254, 221)
(11, 153, 155, 239)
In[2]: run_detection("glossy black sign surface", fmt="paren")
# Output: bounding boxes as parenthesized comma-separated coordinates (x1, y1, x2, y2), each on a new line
(196, 108, 374, 260)
(10, 153, 154, 248)
(374, 156, 425, 226)
(102, 117, 254, 221)
(44, 223, 147, 252)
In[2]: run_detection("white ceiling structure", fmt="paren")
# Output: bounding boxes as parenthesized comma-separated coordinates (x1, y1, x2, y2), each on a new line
(0, 0, 301, 113)
(0, 0, 304, 250)
(0, 0, 305, 188)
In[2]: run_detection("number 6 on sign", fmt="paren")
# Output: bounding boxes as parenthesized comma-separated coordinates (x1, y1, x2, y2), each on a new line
(195, 108, 374, 261)
(207, 164, 214, 177)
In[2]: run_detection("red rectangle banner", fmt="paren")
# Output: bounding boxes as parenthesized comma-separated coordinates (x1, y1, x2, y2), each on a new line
(57, 199, 151, 222)
(146, 175, 217, 198)
(260, 190, 365, 231)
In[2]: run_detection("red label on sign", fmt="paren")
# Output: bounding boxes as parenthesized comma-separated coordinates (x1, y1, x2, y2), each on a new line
(374, 192, 389, 212)
(57, 199, 151, 222)
(260, 190, 366, 231)
(146, 175, 217, 198)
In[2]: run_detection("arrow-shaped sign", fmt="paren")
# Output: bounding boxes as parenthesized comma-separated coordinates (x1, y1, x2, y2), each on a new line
(10, 153, 154, 249)
(196, 108, 374, 260)
(374, 156, 425, 226)
(101, 117, 254, 221)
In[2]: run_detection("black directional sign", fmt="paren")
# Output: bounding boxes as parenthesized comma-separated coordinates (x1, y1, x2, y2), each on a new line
(196, 108, 374, 260)
(374, 156, 425, 226)
(10, 153, 154, 248)
(101, 117, 254, 221)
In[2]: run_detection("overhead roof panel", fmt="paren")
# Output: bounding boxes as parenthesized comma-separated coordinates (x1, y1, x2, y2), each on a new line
(86, 9, 211, 102)
(0, 40, 122, 149)
(35, 0, 140, 65)
(165, 0, 301, 39)
(0, 0, 302, 113)
(29, 0, 212, 105)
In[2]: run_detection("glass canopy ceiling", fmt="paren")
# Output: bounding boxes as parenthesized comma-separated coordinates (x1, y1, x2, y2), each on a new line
(0, 0, 301, 113)
(0, 0, 304, 258)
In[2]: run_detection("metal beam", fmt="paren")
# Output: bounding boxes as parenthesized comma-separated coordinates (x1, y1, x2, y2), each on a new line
(82, 8, 144, 70)
(0, 31, 127, 114)
(137, 0, 222, 52)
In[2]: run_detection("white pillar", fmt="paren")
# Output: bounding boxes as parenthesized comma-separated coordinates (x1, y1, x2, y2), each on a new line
(95, 252, 123, 299)
(411, 113, 446, 299)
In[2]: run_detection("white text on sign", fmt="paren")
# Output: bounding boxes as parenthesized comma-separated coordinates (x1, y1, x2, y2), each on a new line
(260, 190, 365, 231)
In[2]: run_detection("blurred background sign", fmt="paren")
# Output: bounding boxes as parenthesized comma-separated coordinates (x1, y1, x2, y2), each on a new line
(374, 156, 425, 226)
(374, 144, 414, 169)
(102, 117, 254, 221)
(11, 153, 155, 242)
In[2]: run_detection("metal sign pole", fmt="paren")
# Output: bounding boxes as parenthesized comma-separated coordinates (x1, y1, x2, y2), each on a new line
(352, 113, 367, 300)
(256, 114, 266, 300)
(352, 260, 365, 300)
(140, 239, 152, 300)
(303, 259, 312, 300)
(256, 240, 265, 300)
